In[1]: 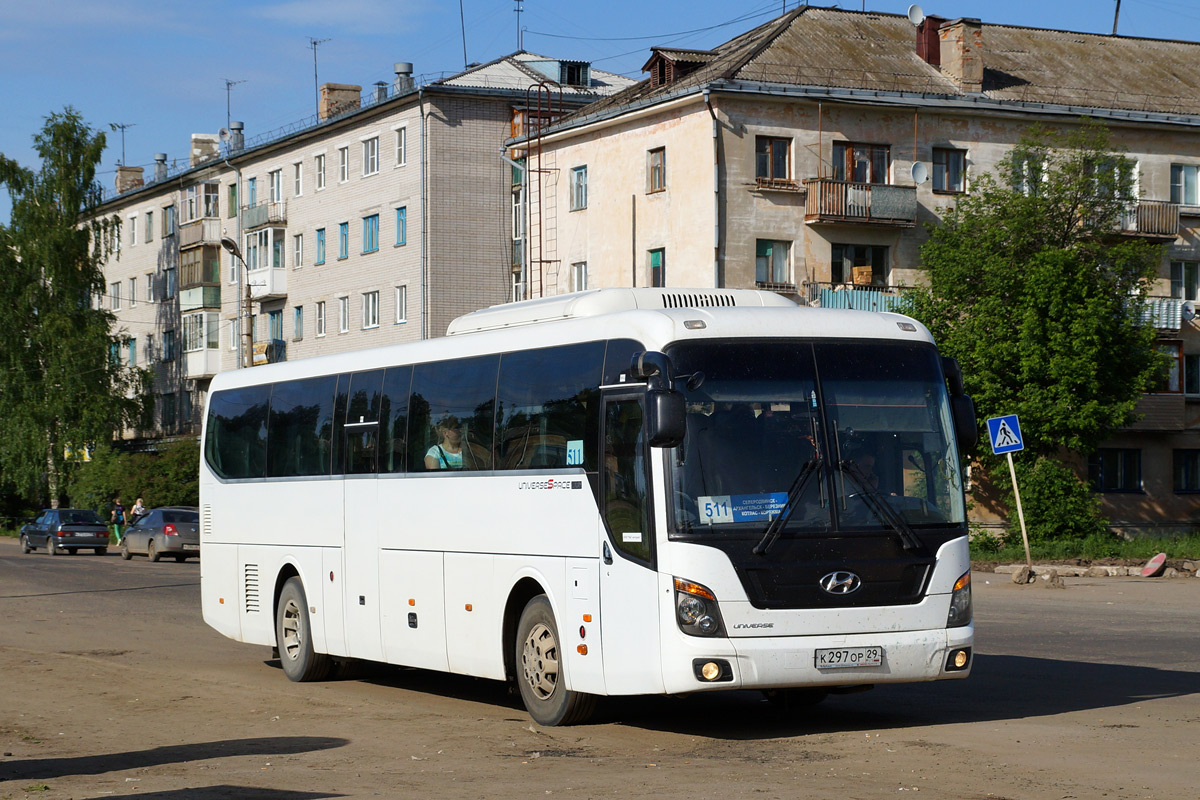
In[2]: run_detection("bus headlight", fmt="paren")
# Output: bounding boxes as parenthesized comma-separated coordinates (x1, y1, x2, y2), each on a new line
(946, 571, 972, 628)
(674, 577, 725, 637)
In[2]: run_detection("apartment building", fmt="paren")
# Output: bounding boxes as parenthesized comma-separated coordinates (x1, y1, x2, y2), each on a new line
(93, 53, 634, 443)
(509, 7, 1200, 535)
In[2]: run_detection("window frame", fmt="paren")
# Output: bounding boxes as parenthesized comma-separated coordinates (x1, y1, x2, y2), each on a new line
(316, 300, 327, 337)
(932, 147, 967, 194)
(395, 206, 407, 246)
(394, 126, 407, 167)
(395, 285, 407, 324)
(570, 166, 587, 211)
(754, 136, 791, 183)
(362, 136, 379, 177)
(832, 141, 890, 185)
(338, 222, 349, 259)
(315, 153, 327, 191)
(315, 228, 326, 265)
(293, 162, 303, 196)
(338, 295, 350, 333)
(362, 214, 379, 254)
(362, 290, 380, 329)
(647, 147, 666, 193)
(648, 248, 665, 288)
(1088, 448, 1143, 493)
(338, 146, 350, 183)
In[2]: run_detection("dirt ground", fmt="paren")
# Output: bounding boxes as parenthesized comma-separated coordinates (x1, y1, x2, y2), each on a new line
(1, 537, 1197, 800)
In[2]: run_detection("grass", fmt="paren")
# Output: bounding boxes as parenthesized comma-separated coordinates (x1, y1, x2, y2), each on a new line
(971, 532, 1200, 562)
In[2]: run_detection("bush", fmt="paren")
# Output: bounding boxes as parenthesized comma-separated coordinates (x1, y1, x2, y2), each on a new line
(67, 439, 200, 515)
(987, 455, 1109, 546)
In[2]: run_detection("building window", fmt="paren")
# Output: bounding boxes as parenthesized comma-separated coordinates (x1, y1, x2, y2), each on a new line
(338, 296, 349, 333)
(833, 142, 889, 184)
(316, 228, 326, 265)
(755, 239, 790, 286)
(316, 153, 326, 191)
(1186, 354, 1200, 395)
(268, 309, 283, 341)
(395, 285, 407, 323)
(571, 262, 587, 292)
(395, 127, 407, 166)
(128, 338, 137, 367)
(163, 204, 177, 236)
(396, 206, 407, 246)
(1088, 448, 1142, 493)
(162, 393, 177, 433)
(1157, 342, 1183, 393)
(146, 272, 155, 301)
(338, 222, 349, 259)
(933, 148, 966, 193)
(511, 271, 525, 303)
(362, 290, 380, 329)
(832, 243, 887, 286)
(293, 162, 303, 196)
(163, 329, 177, 361)
(228, 318, 238, 351)
(293, 305, 304, 340)
(146, 334, 156, 363)
(338, 146, 349, 182)
(293, 234, 303, 267)
(570, 166, 587, 211)
(1171, 164, 1199, 205)
(648, 248, 665, 287)
(362, 214, 379, 253)
(128, 277, 137, 307)
(316, 301, 327, 336)
(1171, 261, 1198, 301)
(110, 282, 121, 310)
(269, 169, 282, 203)
(183, 312, 218, 352)
(362, 137, 379, 176)
(647, 147, 666, 193)
(755, 136, 790, 183)
(226, 184, 237, 218)
(128, 215, 137, 245)
(246, 177, 257, 207)
(1174, 450, 1200, 492)
(165, 266, 177, 298)
(144, 211, 154, 242)
(1011, 154, 1045, 196)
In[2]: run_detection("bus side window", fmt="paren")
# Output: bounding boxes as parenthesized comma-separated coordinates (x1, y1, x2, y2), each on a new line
(604, 397, 651, 563)
(266, 376, 337, 478)
(345, 369, 385, 475)
(409, 355, 499, 472)
(381, 365, 412, 473)
(205, 384, 271, 479)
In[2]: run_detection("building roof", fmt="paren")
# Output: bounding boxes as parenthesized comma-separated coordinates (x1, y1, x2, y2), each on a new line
(436, 52, 636, 96)
(560, 7, 1200, 129)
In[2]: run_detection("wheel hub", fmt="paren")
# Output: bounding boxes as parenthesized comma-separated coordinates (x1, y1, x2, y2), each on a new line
(520, 622, 559, 700)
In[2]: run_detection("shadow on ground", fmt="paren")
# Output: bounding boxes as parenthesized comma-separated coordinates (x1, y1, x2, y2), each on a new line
(0, 736, 347, 782)
(69, 788, 340, 800)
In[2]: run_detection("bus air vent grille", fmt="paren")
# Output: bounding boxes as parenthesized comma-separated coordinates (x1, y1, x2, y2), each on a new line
(659, 292, 737, 309)
(201, 505, 213, 537)
(244, 564, 260, 613)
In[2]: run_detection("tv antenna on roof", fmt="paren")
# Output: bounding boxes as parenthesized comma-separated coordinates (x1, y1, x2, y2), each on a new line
(223, 78, 246, 130)
(109, 121, 136, 166)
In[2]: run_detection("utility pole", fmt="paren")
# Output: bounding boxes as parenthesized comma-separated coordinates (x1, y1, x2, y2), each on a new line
(308, 37, 331, 116)
(459, 0, 468, 68)
(223, 78, 246, 130)
(515, 0, 524, 51)
(1112, 0, 1121, 35)
(109, 122, 136, 165)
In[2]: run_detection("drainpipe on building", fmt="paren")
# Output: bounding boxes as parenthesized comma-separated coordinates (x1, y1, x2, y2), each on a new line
(704, 89, 720, 288)
(223, 158, 245, 367)
(419, 88, 428, 340)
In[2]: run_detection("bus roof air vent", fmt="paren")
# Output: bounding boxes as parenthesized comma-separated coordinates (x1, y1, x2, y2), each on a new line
(446, 288, 797, 335)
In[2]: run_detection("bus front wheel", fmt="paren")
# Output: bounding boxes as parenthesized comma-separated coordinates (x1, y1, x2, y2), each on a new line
(276, 577, 332, 682)
(515, 595, 596, 726)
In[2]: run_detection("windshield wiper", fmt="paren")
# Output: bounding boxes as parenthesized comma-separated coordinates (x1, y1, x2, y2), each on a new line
(838, 459, 926, 553)
(752, 457, 822, 557)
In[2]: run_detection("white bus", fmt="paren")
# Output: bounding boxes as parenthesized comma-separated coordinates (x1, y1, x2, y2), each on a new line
(200, 288, 976, 725)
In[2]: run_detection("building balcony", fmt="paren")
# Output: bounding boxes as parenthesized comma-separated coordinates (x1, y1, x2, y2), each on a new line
(804, 178, 917, 227)
(1118, 200, 1179, 240)
(184, 347, 222, 380)
(180, 257, 221, 290)
(180, 286, 221, 312)
(252, 339, 287, 366)
(178, 218, 222, 250)
(242, 200, 287, 230)
(804, 281, 907, 312)
(248, 267, 286, 301)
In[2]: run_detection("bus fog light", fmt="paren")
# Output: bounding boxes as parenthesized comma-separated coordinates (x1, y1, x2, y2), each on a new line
(692, 658, 732, 682)
(701, 661, 721, 680)
(945, 648, 971, 672)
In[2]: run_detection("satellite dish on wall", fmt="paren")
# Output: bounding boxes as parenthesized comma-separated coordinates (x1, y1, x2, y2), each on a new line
(218, 127, 232, 142)
(1183, 300, 1196, 321)
(907, 4, 926, 26)
(911, 161, 929, 185)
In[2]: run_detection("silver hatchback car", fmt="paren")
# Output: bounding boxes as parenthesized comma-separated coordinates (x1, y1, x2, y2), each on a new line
(120, 506, 200, 562)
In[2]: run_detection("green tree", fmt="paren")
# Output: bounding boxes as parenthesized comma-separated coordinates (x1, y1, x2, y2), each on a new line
(68, 439, 199, 515)
(0, 109, 148, 506)
(907, 120, 1163, 542)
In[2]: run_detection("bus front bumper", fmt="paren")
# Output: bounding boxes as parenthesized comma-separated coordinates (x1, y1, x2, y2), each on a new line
(661, 625, 974, 695)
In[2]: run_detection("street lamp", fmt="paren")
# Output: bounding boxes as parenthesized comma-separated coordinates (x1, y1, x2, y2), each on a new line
(220, 236, 252, 369)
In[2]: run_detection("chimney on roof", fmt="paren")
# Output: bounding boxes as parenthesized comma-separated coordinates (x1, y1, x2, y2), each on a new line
(320, 83, 362, 120)
(153, 153, 168, 182)
(190, 133, 220, 166)
(938, 18, 983, 93)
(373, 81, 388, 104)
(915, 15, 947, 66)
(229, 120, 245, 152)
(115, 165, 144, 194)
(394, 62, 414, 93)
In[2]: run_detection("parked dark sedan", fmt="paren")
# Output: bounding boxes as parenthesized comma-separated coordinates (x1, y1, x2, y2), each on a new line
(20, 509, 110, 555)
(120, 506, 200, 562)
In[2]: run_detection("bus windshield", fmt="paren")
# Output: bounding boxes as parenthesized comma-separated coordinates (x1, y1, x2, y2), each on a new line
(667, 339, 965, 536)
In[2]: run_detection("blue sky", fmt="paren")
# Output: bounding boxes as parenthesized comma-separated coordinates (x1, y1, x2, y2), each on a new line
(1, 0, 1195, 222)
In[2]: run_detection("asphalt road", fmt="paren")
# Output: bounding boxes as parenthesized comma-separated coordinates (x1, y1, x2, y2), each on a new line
(1, 537, 1197, 799)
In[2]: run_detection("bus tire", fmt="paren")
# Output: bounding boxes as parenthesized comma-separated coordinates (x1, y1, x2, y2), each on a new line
(276, 577, 332, 682)
(515, 595, 595, 726)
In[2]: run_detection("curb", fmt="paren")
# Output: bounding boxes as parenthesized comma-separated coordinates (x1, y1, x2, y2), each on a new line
(988, 563, 1199, 579)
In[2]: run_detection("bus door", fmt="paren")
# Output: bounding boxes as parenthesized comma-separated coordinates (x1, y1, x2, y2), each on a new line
(341, 369, 386, 662)
(598, 393, 665, 694)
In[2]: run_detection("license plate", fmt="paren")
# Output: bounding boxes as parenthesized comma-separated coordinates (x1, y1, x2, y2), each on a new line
(182, 544, 199, 551)
(815, 646, 883, 669)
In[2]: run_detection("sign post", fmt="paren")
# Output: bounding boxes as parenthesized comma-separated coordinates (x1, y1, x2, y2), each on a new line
(987, 415, 1030, 568)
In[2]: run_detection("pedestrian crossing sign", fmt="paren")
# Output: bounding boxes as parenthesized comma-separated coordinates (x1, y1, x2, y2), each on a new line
(986, 415, 1024, 455)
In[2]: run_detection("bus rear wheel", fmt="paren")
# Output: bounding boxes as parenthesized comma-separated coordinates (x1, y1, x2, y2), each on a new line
(515, 595, 595, 726)
(276, 577, 332, 682)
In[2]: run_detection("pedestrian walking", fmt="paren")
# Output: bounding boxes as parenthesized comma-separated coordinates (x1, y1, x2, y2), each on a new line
(131, 496, 147, 523)
(110, 497, 126, 544)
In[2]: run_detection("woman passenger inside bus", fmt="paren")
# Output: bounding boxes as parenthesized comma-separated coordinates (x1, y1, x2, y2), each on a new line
(425, 415, 465, 470)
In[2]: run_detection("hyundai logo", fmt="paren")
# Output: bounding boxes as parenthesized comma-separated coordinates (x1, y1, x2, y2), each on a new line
(819, 571, 862, 595)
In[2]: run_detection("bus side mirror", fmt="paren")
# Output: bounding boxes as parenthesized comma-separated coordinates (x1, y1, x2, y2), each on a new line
(647, 389, 686, 448)
(942, 356, 965, 397)
(951, 394, 978, 451)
